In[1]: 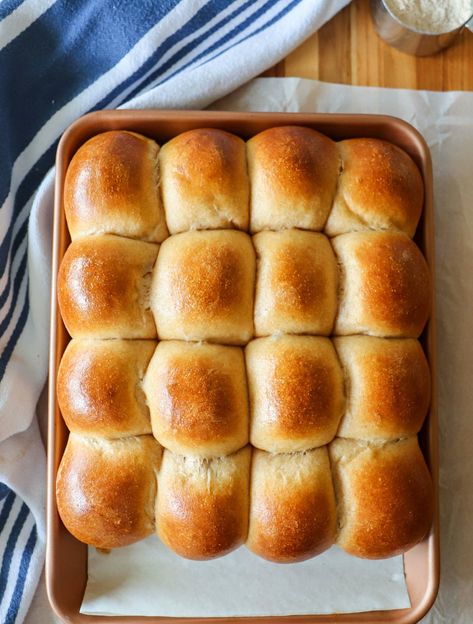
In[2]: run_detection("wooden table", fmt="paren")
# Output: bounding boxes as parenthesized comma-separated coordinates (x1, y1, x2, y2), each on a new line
(266, 0, 473, 90)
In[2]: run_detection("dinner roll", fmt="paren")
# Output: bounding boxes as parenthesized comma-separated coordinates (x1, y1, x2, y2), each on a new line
(144, 341, 248, 457)
(247, 448, 336, 563)
(253, 230, 337, 336)
(56, 434, 161, 549)
(64, 131, 168, 242)
(325, 138, 423, 238)
(334, 336, 430, 440)
(151, 230, 255, 344)
(159, 128, 249, 233)
(246, 336, 344, 452)
(330, 437, 434, 559)
(58, 235, 158, 339)
(57, 339, 156, 438)
(247, 126, 339, 233)
(156, 446, 251, 560)
(333, 231, 431, 338)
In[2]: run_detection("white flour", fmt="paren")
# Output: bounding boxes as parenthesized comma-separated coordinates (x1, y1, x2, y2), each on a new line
(384, 0, 473, 33)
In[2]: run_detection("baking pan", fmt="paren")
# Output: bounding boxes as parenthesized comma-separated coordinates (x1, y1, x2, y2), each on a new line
(47, 110, 439, 624)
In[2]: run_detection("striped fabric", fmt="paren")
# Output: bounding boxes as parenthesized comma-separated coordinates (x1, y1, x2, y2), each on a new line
(0, 0, 348, 621)
(0, 486, 39, 624)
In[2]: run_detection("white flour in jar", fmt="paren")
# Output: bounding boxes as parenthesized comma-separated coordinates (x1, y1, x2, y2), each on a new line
(384, 0, 473, 33)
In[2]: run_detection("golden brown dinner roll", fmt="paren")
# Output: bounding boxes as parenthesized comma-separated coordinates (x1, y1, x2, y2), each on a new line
(334, 336, 430, 440)
(57, 339, 156, 438)
(56, 434, 161, 549)
(247, 448, 336, 563)
(144, 340, 249, 457)
(58, 234, 158, 339)
(325, 138, 424, 238)
(253, 230, 337, 336)
(151, 230, 255, 344)
(159, 128, 249, 233)
(333, 231, 431, 338)
(64, 131, 168, 242)
(247, 126, 339, 233)
(246, 336, 344, 452)
(330, 437, 434, 559)
(156, 446, 251, 560)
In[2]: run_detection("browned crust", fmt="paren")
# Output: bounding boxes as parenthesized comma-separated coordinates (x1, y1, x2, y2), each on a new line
(330, 437, 434, 559)
(56, 434, 162, 549)
(57, 127, 433, 563)
(169, 240, 244, 316)
(156, 447, 251, 560)
(64, 131, 168, 242)
(334, 336, 431, 439)
(358, 232, 431, 336)
(144, 341, 248, 456)
(247, 448, 336, 562)
(253, 230, 338, 336)
(159, 128, 249, 232)
(334, 231, 431, 337)
(57, 339, 156, 437)
(57, 235, 158, 339)
(271, 242, 328, 315)
(151, 230, 255, 344)
(327, 139, 423, 237)
(248, 126, 339, 232)
(270, 357, 337, 435)
(246, 336, 344, 451)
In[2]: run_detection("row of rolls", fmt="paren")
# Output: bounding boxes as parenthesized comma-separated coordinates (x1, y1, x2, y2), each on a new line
(57, 432, 433, 562)
(56, 125, 434, 563)
(58, 228, 431, 343)
(64, 125, 424, 242)
(57, 335, 430, 455)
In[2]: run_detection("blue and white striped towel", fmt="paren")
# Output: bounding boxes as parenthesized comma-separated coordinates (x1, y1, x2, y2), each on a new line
(0, 1, 349, 621)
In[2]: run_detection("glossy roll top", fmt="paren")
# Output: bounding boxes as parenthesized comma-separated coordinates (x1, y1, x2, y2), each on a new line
(253, 229, 338, 337)
(325, 138, 424, 238)
(334, 336, 431, 440)
(247, 447, 337, 562)
(56, 434, 162, 549)
(330, 437, 434, 559)
(57, 339, 155, 438)
(246, 335, 344, 453)
(159, 128, 249, 234)
(151, 230, 255, 345)
(156, 446, 251, 560)
(144, 340, 249, 457)
(64, 130, 168, 242)
(333, 231, 431, 338)
(64, 128, 424, 241)
(56, 437, 434, 560)
(247, 126, 339, 233)
(58, 234, 158, 339)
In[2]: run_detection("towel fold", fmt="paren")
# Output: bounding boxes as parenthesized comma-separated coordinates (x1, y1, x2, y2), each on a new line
(0, 1, 349, 621)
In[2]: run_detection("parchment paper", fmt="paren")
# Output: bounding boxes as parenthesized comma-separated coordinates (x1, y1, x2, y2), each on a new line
(83, 540, 408, 617)
(81, 78, 473, 621)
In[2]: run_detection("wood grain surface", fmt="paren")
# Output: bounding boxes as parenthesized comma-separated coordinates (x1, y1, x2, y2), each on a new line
(269, 0, 473, 90)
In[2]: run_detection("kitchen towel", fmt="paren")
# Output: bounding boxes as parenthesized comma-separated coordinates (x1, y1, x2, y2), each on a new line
(0, 1, 349, 622)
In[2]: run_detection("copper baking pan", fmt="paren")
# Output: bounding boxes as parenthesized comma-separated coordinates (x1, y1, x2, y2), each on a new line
(47, 110, 439, 624)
